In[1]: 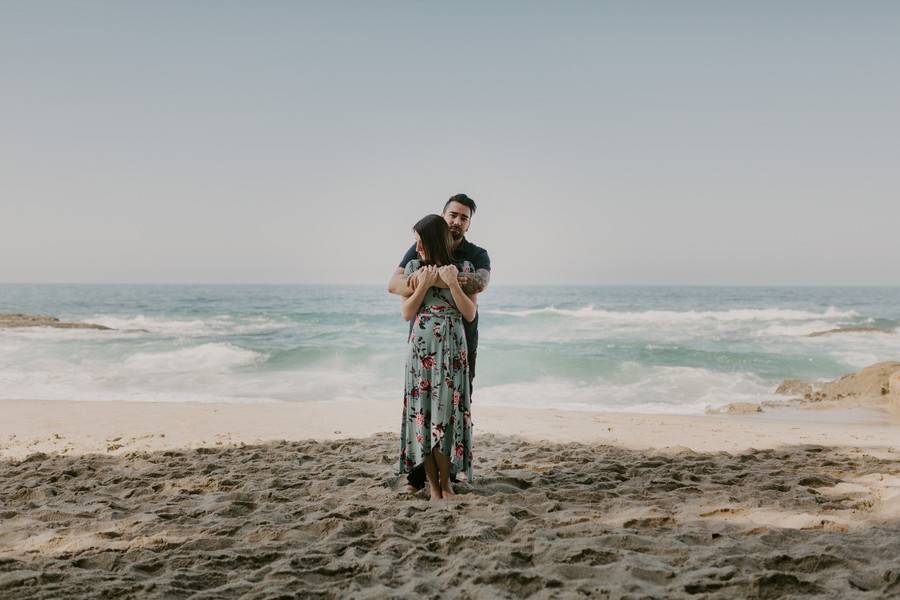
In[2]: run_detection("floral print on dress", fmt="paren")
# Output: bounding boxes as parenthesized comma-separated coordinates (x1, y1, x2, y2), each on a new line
(398, 259, 475, 483)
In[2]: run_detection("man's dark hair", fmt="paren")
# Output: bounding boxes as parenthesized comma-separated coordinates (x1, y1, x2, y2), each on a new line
(443, 193, 476, 215)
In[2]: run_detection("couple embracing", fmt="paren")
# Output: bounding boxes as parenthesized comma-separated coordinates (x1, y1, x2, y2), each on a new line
(387, 194, 491, 501)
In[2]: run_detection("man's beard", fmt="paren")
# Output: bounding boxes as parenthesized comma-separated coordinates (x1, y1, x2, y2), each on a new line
(449, 228, 463, 241)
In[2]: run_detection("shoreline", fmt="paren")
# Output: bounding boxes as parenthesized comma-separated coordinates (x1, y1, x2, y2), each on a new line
(2, 398, 898, 460)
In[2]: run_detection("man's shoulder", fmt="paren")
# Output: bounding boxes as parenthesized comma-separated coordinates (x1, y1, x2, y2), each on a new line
(398, 243, 418, 268)
(458, 238, 489, 258)
(457, 238, 490, 272)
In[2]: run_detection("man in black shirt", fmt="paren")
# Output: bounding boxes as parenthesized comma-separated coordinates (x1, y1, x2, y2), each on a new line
(387, 193, 491, 493)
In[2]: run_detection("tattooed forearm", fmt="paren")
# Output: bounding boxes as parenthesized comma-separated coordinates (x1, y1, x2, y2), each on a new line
(460, 269, 490, 295)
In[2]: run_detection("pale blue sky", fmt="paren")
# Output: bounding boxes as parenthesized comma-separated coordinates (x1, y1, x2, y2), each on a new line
(2, 2, 898, 285)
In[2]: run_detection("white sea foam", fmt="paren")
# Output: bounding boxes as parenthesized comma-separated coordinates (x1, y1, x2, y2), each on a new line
(829, 351, 884, 369)
(486, 305, 859, 323)
(482, 304, 869, 345)
(0, 313, 291, 341)
(0, 335, 401, 404)
(0, 371, 284, 404)
(0, 361, 389, 405)
(89, 315, 212, 335)
(0, 327, 137, 341)
(755, 321, 835, 337)
(796, 327, 900, 370)
(230, 367, 394, 403)
(123, 343, 265, 373)
(0, 357, 778, 412)
(474, 367, 782, 415)
(86, 314, 291, 337)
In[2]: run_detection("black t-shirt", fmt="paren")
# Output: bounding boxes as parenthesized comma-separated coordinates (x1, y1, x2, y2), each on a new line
(398, 238, 491, 273)
(399, 238, 490, 355)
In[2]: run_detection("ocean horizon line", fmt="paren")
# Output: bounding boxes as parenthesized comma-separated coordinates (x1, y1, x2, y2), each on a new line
(2, 281, 900, 289)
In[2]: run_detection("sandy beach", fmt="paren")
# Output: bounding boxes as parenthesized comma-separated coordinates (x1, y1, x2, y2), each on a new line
(2, 398, 899, 599)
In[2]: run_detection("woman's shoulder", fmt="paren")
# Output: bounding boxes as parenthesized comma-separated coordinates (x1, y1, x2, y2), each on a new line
(405, 259, 422, 273)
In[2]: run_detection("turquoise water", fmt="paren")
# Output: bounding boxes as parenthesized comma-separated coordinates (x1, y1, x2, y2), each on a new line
(1, 285, 899, 414)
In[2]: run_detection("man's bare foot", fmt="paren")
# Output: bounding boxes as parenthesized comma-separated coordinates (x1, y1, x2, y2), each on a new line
(441, 484, 456, 499)
(428, 485, 443, 501)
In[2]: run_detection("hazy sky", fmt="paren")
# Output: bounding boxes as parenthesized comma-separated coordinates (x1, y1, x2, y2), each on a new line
(2, 2, 898, 285)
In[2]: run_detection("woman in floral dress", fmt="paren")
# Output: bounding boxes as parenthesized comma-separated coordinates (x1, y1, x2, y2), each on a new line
(399, 214, 477, 501)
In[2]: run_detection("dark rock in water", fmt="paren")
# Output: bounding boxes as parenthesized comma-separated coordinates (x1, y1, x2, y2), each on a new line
(0, 313, 111, 330)
(807, 326, 891, 337)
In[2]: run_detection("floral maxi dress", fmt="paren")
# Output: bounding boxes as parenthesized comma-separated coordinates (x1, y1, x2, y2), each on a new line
(399, 259, 474, 482)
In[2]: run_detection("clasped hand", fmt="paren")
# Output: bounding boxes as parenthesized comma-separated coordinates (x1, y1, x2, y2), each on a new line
(409, 265, 459, 290)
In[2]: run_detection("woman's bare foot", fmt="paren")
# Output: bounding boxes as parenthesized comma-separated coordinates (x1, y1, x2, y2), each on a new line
(428, 484, 443, 501)
(431, 450, 455, 500)
(424, 454, 441, 501)
(403, 484, 418, 494)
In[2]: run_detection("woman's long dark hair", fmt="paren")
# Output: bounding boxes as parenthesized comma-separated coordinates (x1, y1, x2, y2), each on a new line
(413, 214, 455, 266)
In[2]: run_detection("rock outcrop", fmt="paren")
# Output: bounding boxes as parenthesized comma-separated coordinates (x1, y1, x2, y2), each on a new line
(775, 361, 900, 408)
(0, 313, 111, 331)
(890, 372, 900, 413)
(706, 402, 763, 415)
(775, 379, 813, 397)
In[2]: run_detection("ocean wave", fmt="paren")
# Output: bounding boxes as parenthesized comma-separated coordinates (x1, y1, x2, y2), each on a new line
(123, 343, 266, 372)
(0, 359, 391, 405)
(829, 351, 884, 370)
(86, 314, 291, 336)
(0, 327, 136, 341)
(474, 366, 782, 415)
(755, 321, 836, 337)
(485, 305, 860, 324)
(0, 359, 777, 412)
(0, 373, 284, 404)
